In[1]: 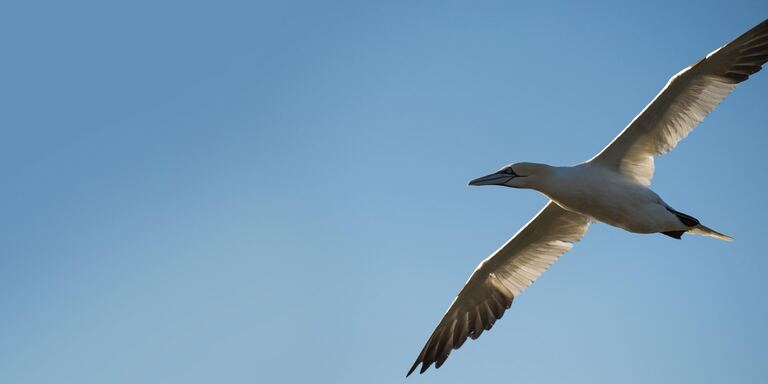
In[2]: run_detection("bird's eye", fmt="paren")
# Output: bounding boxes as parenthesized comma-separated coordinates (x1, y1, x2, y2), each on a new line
(503, 168, 514, 174)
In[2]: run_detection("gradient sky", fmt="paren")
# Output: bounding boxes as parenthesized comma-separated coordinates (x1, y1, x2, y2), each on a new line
(2, 1, 767, 383)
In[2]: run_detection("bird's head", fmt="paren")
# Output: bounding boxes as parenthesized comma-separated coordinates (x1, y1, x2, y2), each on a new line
(468, 162, 550, 189)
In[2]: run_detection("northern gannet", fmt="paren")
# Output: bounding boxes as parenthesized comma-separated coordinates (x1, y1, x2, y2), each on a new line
(407, 18, 768, 376)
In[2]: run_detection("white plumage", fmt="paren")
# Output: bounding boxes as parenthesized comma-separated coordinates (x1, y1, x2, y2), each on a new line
(408, 18, 768, 376)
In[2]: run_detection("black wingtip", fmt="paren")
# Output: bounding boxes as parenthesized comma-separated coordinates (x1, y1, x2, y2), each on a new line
(406, 361, 419, 377)
(405, 359, 435, 377)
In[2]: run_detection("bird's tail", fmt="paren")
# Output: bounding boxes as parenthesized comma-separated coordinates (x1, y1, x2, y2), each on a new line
(688, 224, 734, 241)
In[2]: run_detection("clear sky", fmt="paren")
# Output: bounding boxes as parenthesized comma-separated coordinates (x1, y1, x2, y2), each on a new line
(1, 1, 767, 383)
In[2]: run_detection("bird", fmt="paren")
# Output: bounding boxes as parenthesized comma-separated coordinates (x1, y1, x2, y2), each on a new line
(407, 18, 768, 376)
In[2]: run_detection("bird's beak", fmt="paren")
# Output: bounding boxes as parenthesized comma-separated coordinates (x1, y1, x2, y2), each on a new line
(468, 172, 512, 186)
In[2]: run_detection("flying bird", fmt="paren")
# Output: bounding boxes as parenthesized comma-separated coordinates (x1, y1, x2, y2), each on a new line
(407, 18, 768, 376)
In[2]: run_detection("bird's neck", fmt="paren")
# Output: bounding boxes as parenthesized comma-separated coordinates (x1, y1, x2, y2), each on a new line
(507, 163, 559, 191)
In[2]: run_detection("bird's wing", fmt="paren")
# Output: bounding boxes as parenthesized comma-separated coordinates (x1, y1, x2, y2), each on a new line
(589, 18, 768, 186)
(407, 201, 590, 376)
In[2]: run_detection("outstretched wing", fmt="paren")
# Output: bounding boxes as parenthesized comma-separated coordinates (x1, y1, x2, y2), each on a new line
(407, 202, 590, 376)
(590, 18, 768, 185)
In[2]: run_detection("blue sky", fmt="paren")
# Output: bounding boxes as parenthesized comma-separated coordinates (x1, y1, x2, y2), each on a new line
(1, 1, 767, 383)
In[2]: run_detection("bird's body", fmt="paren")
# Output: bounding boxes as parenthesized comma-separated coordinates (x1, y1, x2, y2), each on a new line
(408, 18, 767, 376)
(525, 163, 689, 234)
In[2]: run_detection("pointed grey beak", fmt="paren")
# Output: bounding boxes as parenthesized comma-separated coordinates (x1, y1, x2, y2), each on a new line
(468, 172, 512, 186)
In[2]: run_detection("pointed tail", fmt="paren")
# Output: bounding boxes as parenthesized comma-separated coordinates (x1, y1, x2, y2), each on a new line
(688, 224, 734, 241)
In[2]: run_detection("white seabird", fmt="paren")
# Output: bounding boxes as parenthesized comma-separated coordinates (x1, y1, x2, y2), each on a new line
(408, 18, 768, 376)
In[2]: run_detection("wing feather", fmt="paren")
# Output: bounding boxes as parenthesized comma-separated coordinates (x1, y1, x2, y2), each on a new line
(406, 202, 590, 376)
(590, 18, 768, 185)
